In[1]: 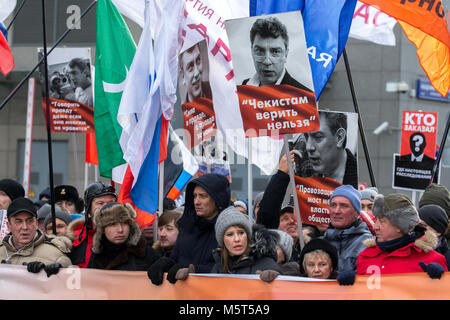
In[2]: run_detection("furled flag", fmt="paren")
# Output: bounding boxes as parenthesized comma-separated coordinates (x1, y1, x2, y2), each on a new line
(250, 0, 358, 99)
(164, 124, 199, 201)
(94, 0, 136, 178)
(0, 22, 13, 76)
(359, 0, 450, 97)
(117, 0, 185, 226)
(349, 1, 397, 46)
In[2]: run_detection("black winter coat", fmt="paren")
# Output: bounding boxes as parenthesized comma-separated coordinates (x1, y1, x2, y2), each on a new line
(87, 236, 159, 271)
(170, 174, 231, 273)
(256, 170, 290, 229)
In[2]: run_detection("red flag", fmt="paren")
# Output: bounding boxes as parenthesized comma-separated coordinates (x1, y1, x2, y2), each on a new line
(0, 31, 14, 76)
(85, 132, 99, 165)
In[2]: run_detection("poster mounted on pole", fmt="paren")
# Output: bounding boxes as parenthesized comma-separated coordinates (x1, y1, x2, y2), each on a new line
(289, 110, 359, 227)
(393, 110, 439, 191)
(225, 11, 320, 137)
(37, 47, 94, 133)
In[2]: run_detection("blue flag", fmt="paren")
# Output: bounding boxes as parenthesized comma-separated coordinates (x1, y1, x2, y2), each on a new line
(249, 0, 357, 99)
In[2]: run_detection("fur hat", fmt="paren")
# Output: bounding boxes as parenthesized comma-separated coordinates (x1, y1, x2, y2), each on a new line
(372, 194, 419, 235)
(360, 187, 378, 202)
(54, 185, 79, 203)
(299, 238, 339, 275)
(215, 206, 253, 248)
(330, 185, 361, 213)
(91, 202, 142, 254)
(419, 183, 450, 218)
(418, 205, 449, 235)
(0, 179, 25, 202)
(271, 229, 293, 261)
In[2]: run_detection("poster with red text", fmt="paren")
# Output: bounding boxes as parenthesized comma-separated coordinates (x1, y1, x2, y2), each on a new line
(38, 47, 94, 133)
(225, 11, 319, 137)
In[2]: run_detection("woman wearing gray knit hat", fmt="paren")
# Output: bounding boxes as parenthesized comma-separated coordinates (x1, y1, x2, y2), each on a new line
(338, 194, 448, 285)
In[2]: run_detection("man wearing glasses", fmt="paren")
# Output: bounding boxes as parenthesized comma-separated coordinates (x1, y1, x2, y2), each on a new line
(243, 16, 311, 92)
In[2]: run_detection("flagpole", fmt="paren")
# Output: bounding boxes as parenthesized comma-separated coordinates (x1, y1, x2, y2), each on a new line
(6, 0, 28, 31)
(282, 135, 304, 251)
(430, 112, 450, 184)
(248, 139, 253, 221)
(40, 0, 57, 235)
(0, 0, 97, 112)
(342, 48, 377, 188)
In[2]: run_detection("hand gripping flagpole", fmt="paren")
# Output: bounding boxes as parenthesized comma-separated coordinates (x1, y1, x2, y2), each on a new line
(0, 0, 97, 112)
(283, 135, 305, 251)
(342, 48, 377, 188)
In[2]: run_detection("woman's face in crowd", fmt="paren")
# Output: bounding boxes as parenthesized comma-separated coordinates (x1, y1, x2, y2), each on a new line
(224, 226, 248, 257)
(304, 253, 333, 279)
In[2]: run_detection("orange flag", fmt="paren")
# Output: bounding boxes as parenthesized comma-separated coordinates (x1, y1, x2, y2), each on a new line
(360, 0, 450, 97)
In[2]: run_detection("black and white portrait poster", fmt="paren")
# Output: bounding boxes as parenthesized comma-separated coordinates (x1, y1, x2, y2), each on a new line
(37, 47, 94, 133)
(225, 11, 319, 137)
(289, 110, 358, 227)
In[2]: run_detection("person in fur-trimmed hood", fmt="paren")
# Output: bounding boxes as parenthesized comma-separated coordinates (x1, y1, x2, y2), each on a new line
(355, 194, 447, 277)
(86, 202, 159, 271)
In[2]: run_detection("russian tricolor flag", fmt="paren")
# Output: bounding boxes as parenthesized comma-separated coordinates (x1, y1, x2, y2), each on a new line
(0, 22, 13, 76)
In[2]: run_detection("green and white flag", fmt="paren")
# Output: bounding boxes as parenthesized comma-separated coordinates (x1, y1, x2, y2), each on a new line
(94, 0, 136, 178)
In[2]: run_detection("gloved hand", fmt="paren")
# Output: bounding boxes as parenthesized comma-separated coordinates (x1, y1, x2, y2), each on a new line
(167, 263, 189, 284)
(175, 264, 195, 281)
(257, 270, 280, 283)
(337, 270, 356, 285)
(147, 257, 175, 286)
(24, 261, 45, 274)
(44, 263, 62, 277)
(1, 259, 11, 264)
(419, 262, 445, 279)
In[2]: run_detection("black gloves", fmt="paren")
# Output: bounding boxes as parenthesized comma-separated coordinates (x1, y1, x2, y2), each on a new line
(147, 257, 175, 286)
(337, 270, 356, 285)
(167, 263, 189, 284)
(23, 262, 62, 277)
(44, 263, 62, 277)
(24, 261, 45, 274)
(419, 262, 445, 279)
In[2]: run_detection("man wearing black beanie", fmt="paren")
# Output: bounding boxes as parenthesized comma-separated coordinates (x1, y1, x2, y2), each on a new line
(0, 179, 25, 210)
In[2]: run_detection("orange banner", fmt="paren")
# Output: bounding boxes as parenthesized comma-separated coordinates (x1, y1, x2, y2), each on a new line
(182, 97, 217, 149)
(0, 265, 449, 300)
(295, 176, 342, 227)
(42, 97, 94, 133)
(237, 84, 319, 137)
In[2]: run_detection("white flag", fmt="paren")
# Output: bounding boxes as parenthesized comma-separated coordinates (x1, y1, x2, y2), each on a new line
(349, 1, 397, 46)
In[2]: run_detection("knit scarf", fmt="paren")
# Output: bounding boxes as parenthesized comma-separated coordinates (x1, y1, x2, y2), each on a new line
(376, 232, 416, 253)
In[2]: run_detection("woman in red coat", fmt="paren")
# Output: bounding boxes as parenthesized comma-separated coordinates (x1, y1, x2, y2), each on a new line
(338, 194, 447, 285)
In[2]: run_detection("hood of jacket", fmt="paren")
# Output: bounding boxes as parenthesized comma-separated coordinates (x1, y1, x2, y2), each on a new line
(363, 225, 438, 253)
(179, 174, 231, 227)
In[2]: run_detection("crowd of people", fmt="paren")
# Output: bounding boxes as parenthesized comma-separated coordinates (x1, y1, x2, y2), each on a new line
(0, 152, 448, 286)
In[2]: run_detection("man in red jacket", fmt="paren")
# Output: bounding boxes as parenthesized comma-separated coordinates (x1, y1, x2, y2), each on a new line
(338, 193, 447, 285)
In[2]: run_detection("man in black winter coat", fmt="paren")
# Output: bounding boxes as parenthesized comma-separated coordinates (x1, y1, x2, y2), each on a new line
(147, 173, 231, 285)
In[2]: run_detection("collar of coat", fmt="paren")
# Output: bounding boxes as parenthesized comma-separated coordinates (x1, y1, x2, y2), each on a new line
(361, 227, 438, 257)
(1, 229, 72, 254)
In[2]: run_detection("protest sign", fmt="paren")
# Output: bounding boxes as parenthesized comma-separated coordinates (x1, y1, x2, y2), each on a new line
(38, 47, 94, 133)
(288, 110, 358, 226)
(225, 11, 319, 137)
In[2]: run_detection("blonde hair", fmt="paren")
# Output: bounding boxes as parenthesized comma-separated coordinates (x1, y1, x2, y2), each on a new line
(302, 249, 332, 272)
